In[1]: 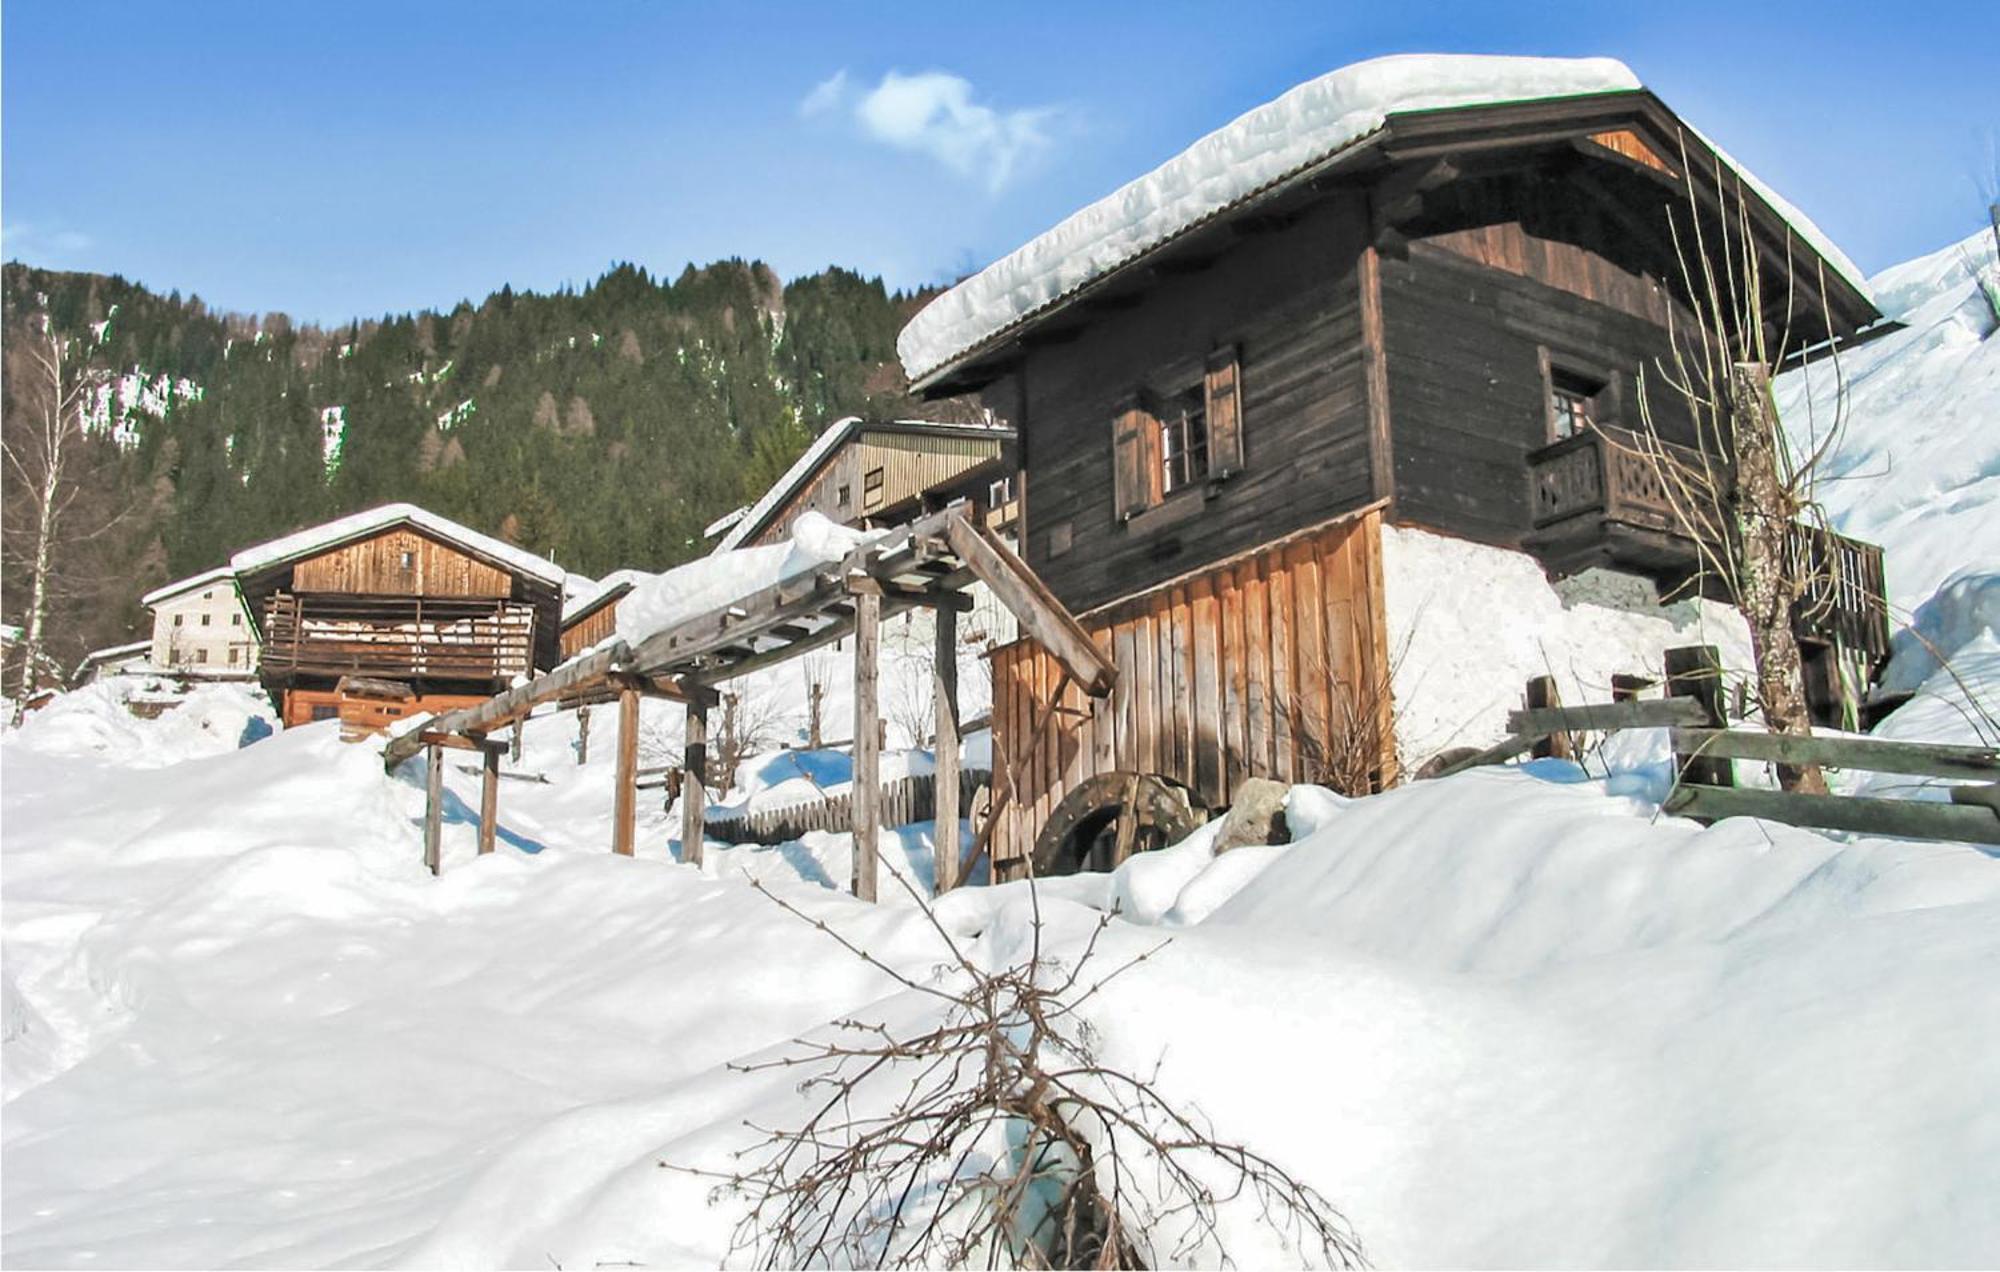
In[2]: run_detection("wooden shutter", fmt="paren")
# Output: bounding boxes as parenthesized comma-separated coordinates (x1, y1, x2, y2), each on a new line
(1205, 346, 1244, 476)
(1112, 396, 1156, 522)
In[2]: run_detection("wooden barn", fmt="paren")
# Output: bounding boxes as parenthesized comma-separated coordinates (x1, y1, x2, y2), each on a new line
(232, 504, 566, 733)
(897, 54, 1894, 877)
(710, 417, 1018, 551)
(559, 572, 643, 660)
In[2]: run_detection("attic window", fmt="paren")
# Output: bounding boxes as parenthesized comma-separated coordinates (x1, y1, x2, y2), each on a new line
(837, 483, 851, 509)
(863, 468, 885, 511)
(398, 549, 417, 571)
(1548, 368, 1608, 441)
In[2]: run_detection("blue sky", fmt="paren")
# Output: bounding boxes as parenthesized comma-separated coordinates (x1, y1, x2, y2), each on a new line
(4, 1, 1993, 323)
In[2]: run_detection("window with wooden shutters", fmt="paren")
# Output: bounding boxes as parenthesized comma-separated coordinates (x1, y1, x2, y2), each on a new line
(1111, 395, 1162, 522)
(1204, 346, 1243, 476)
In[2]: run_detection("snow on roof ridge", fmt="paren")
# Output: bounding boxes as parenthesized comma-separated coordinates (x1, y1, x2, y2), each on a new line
(562, 568, 648, 622)
(141, 566, 239, 608)
(897, 53, 1870, 384)
(228, 502, 565, 585)
(703, 505, 751, 539)
(713, 417, 865, 553)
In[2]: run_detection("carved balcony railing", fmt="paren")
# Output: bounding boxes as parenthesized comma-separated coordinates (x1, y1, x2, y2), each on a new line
(1525, 427, 1889, 659)
(261, 592, 536, 684)
(1529, 426, 1707, 536)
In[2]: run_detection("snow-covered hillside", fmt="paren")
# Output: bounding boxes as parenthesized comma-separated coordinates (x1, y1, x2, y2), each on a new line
(4, 230, 1999, 1269)
(1776, 226, 2000, 617)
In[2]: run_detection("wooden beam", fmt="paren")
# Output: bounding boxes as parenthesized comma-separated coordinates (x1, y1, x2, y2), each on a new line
(1525, 676, 1573, 760)
(942, 516, 1116, 696)
(1357, 241, 1395, 508)
(423, 743, 444, 877)
(933, 605, 961, 894)
(477, 746, 499, 856)
(417, 730, 508, 754)
(1669, 729, 2000, 783)
(383, 641, 633, 767)
(852, 586, 881, 902)
(1506, 697, 1709, 736)
(682, 690, 708, 868)
(1663, 784, 2000, 847)
(612, 685, 640, 857)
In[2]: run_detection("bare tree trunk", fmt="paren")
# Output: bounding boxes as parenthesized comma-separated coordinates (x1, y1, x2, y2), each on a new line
(6, 315, 82, 718)
(1729, 362, 1827, 794)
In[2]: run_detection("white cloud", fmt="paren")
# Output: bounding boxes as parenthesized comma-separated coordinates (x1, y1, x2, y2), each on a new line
(807, 69, 1057, 194)
(798, 69, 850, 119)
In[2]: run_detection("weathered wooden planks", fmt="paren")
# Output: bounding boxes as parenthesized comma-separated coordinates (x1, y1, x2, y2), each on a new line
(990, 507, 1391, 872)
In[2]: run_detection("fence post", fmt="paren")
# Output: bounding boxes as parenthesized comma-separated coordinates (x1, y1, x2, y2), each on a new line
(423, 743, 444, 876)
(1665, 645, 1733, 788)
(934, 605, 961, 893)
(851, 581, 883, 902)
(613, 685, 640, 857)
(1525, 675, 1572, 760)
(682, 691, 710, 868)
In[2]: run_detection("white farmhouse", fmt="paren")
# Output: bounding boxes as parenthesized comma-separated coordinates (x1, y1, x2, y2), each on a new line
(143, 567, 259, 675)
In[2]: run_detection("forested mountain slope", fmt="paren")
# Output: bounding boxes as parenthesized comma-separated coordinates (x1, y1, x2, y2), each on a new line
(0, 259, 970, 672)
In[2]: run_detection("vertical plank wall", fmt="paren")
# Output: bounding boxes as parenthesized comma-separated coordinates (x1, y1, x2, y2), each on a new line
(990, 507, 1392, 874)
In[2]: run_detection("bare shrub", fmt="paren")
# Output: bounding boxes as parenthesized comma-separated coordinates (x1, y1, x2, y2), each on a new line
(676, 877, 1364, 1269)
(1280, 646, 1403, 797)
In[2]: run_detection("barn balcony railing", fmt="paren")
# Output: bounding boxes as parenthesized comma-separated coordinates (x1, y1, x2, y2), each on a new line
(1525, 427, 1890, 658)
(261, 592, 536, 684)
(1528, 425, 1706, 535)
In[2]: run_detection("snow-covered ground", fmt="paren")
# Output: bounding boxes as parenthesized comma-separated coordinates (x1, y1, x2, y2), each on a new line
(4, 230, 1998, 1268)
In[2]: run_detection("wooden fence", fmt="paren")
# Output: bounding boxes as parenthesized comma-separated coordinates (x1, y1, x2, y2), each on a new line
(705, 769, 993, 846)
(1439, 645, 2000, 847)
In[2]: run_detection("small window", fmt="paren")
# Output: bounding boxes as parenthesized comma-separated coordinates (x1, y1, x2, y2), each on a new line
(310, 704, 339, 722)
(227, 647, 239, 665)
(202, 590, 213, 600)
(173, 614, 184, 627)
(399, 550, 417, 570)
(989, 475, 1014, 506)
(1549, 368, 1608, 440)
(232, 613, 242, 626)
(201, 613, 212, 626)
(863, 468, 885, 511)
(195, 648, 209, 663)
(837, 483, 851, 508)
(1159, 388, 1210, 495)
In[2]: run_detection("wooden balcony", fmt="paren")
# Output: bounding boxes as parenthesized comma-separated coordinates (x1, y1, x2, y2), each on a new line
(1523, 427, 1890, 659)
(260, 592, 536, 687)
(1523, 426, 1709, 577)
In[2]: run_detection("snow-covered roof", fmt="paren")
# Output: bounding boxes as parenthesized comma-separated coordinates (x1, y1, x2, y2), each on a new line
(702, 505, 750, 539)
(77, 640, 152, 669)
(141, 566, 239, 608)
(562, 568, 648, 624)
(898, 53, 1871, 386)
(229, 503, 565, 585)
(712, 417, 1009, 552)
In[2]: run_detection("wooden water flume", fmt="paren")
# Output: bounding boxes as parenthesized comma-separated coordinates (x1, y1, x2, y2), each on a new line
(385, 505, 1116, 891)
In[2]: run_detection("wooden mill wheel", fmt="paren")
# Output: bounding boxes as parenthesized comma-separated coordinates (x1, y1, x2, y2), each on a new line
(1031, 771, 1208, 877)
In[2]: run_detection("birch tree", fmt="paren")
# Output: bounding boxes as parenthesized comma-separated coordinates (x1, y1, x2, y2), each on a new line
(3, 298, 109, 714)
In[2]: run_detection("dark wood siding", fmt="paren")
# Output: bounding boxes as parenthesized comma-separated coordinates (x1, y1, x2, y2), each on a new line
(293, 527, 512, 597)
(1380, 233, 1696, 547)
(1014, 197, 1378, 616)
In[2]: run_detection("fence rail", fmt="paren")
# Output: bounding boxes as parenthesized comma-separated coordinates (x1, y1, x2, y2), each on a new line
(706, 769, 992, 846)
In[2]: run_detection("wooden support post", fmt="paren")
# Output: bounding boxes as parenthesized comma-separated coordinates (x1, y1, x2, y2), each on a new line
(1525, 675, 1573, 760)
(1666, 645, 1733, 788)
(478, 744, 500, 855)
(423, 743, 444, 876)
(612, 685, 640, 856)
(681, 690, 709, 867)
(933, 605, 961, 894)
(576, 704, 591, 765)
(852, 581, 882, 902)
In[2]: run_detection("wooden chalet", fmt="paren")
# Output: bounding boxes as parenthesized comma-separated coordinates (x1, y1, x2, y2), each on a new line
(899, 55, 1895, 877)
(232, 504, 566, 733)
(711, 417, 1018, 552)
(559, 571, 644, 661)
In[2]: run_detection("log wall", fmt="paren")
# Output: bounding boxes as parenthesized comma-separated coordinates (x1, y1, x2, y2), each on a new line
(990, 507, 1392, 874)
(293, 528, 512, 598)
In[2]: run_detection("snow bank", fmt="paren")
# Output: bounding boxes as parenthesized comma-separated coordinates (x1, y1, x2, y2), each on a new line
(5, 653, 1998, 1266)
(229, 502, 565, 585)
(1382, 523, 1752, 768)
(615, 510, 878, 645)
(900, 53, 1867, 383)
